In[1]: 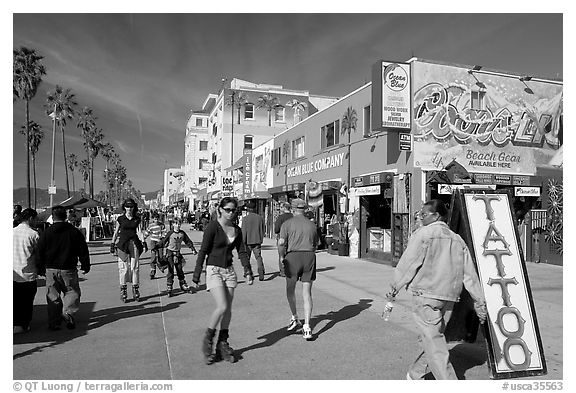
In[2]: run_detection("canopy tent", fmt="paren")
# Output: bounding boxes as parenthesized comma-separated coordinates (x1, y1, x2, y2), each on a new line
(74, 198, 106, 209)
(59, 194, 87, 208)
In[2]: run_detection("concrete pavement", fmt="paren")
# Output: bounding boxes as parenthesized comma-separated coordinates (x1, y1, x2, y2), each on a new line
(13, 224, 563, 380)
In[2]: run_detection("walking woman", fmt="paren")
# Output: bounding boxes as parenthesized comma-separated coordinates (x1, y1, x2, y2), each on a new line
(191, 197, 254, 364)
(110, 198, 148, 302)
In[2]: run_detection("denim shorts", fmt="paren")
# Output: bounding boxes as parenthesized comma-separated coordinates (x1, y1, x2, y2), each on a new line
(206, 266, 238, 291)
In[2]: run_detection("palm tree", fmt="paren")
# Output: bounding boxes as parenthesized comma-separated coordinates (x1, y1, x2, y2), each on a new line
(341, 106, 358, 213)
(79, 159, 91, 195)
(100, 142, 115, 206)
(76, 106, 97, 194)
(256, 94, 279, 126)
(67, 153, 79, 194)
(83, 127, 104, 198)
(45, 85, 77, 198)
(13, 47, 47, 208)
(234, 92, 248, 124)
(286, 99, 308, 124)
(282, 139, 291, 186)
(19, 121, 44, 209)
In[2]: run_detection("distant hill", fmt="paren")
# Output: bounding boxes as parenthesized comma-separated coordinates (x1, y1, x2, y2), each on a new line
(13, 188, 87, 209)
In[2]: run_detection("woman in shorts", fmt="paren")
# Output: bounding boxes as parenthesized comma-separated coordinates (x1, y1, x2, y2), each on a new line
(191, 197, 254, 364)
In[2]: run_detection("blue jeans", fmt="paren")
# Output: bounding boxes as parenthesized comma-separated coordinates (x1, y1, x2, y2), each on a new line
(165, 250, 185, 286)
(247, 244, 264, 276)
(409, 295, 457, 380)
(45, 269, 81, 327)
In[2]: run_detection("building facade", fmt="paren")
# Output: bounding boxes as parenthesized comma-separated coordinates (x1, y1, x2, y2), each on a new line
(184, 110, 211, 209)
(163, 167, 185, 207)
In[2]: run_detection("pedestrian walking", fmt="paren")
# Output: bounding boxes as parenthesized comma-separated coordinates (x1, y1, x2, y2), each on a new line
(144, 214, 166, 279)
(36, 205, 91, 331)
(159, 219, 198, 296)
(191, 197, 254, 365)
(241, 201, 266, 281)
(274, 202, 293, 277)
(278, 198, 320, 341)
(387, 199, 487, 380)
(13, 208, 40, 334)
(13, 204, 23, 228)
(110, 198, 148, 303)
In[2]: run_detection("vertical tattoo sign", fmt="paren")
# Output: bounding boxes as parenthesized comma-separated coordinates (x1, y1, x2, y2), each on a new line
(463, 193, 546, 378)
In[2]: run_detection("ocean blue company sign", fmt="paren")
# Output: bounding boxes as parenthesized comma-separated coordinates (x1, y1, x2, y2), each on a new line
(464, 193, 546, 379)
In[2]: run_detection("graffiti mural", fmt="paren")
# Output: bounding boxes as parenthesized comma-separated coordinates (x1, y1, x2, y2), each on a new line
(412, 62, 562, 176)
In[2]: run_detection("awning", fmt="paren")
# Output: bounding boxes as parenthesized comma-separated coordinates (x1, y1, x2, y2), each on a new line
(268, 183, 306, 195)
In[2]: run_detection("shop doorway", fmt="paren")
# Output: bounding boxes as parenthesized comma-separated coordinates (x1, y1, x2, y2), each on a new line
(359, 190, 392, 262)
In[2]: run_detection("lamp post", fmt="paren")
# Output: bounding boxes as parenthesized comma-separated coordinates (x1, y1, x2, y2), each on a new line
(230, 90, 235, 167)
(49, 103, 57, 207)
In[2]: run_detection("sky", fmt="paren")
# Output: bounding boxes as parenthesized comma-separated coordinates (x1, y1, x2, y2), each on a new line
(11, 12, 563, 194)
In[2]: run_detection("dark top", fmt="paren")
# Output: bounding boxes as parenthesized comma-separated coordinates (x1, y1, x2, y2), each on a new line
(37, 222, 90, 273)
(192, 220, 252, 284)
(241, 212, 265, 245)
(116, 215, 143, 254)
(160, 229, 197, 253)
(274, 212, 293, 235)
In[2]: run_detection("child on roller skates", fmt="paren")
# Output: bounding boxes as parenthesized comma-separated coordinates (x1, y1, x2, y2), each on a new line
(144, 214, 166, 279)
(158, 219, 198, 296)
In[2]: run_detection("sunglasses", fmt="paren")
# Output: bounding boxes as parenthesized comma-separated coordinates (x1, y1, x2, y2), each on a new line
(221, 207, 236, 213)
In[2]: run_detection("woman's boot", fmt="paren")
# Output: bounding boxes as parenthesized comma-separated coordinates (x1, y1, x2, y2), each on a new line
(216, 329, 236, 363)
(202, 328, 216, 365)
(132, 285, 141, 302)
(120, 285, 128, 303)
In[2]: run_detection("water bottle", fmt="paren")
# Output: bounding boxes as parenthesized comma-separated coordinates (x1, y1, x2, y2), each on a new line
(382, 297, 395, 321)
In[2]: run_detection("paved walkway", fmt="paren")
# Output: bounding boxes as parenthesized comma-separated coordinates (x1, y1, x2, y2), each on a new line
(13, 224, 563, 380)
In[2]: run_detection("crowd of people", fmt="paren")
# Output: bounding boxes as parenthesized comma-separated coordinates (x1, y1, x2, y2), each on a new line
(13, 196, 488, 379)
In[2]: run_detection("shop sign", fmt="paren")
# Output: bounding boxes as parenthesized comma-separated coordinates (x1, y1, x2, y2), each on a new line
(412, 61, 563, 176)
(287, 152, 345, 178)
(515, 187, 540, 197)
(512, 176, 531, 186)
(438, 184, 496, 195)
(494, 174, 512, 185)
(399, 133, 413, 151)
(221, 177, 234, 197)
(243, 152, 253, 199)
(381, 62, 411, 130)
(473, 173, 494, 184)
(352, 172, 394, 187)
(353, 177, 364, 187)
(350, 185, 381, 197)
(464, 193, 546, 378)
(368, 227, 385, 252)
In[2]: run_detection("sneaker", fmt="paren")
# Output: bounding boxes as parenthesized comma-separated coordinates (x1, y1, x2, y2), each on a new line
(287, 317, 302, 333)
(302, 324, 313, 340)
(62, 313, 76, 330)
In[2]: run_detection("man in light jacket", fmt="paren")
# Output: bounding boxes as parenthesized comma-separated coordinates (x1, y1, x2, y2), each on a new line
(388, 199, 487, 380)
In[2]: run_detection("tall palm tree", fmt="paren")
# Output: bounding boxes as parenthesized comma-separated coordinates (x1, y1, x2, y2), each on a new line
(256, 94, 279, 126)
(19, 121, 44, 209)
(13, 47, 46, 208)
(45, 85, 77, 198)
(234, 92, 248, 124)
(341, 106, 358, 214)
(67, 153, 79, 194)
(79, 159, 91, 195)
(282, 139, 291, 186)
(100, 142, 115, 207)
(83, 127, 104, 198)
(76, 106, 97, 194)
(286, 99, 308, 124)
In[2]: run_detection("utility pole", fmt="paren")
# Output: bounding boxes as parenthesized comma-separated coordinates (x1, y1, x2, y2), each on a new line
(49, 103, 57, 207)
(230, 90, 235, 167)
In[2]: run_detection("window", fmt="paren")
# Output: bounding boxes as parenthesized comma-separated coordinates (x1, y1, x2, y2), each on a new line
(196, 118, 203, 127)
(244, 104, 254, 120)
(274, 106, 285, 122)
(363, 105, 371, 137)
(471, 91, 486, 110)
(199, 177, 207, 184)
(199, 159, 208, 170)
(272, 147, 281, 167)
(292, 136, 305, 159)
(212, 123, 218, 136)
(199, 141, 208, 151)
(244, 135, 253, 150)
(212, 153, 217, 164)
(321, 120, 340, 149)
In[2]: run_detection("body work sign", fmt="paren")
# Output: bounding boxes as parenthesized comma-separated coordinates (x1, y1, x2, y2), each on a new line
(464, 193, 546, 378)
(382, 62, 411, 130)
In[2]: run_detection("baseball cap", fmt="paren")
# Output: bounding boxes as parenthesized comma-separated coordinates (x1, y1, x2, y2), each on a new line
(291, 198, 307, 209)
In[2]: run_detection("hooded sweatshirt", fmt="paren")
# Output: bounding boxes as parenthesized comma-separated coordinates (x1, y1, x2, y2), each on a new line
(37, 221, 91, 274)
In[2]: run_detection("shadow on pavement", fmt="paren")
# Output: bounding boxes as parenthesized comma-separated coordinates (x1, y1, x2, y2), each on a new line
(316, 266, 335, 273)
(310, 298, 373, 340)
(449, 341, 488, 380)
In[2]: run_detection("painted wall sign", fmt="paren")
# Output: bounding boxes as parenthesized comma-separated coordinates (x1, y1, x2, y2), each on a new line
(350, 185, 381, 197)
(514, 187, 540, 197)
(412, 61, 562, 176)
(287, 152, 345, 178)
(382, 62, 411, 130)
(252, 139, 274, 194)
(464, 193, 546, 378)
